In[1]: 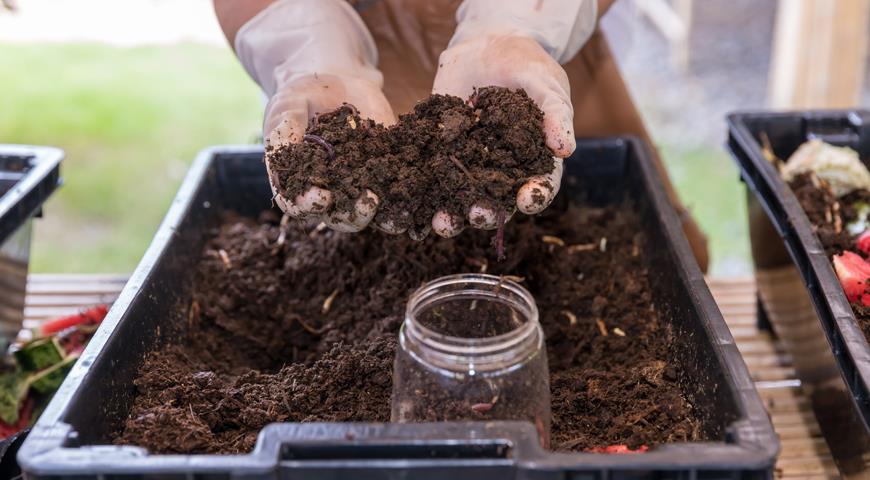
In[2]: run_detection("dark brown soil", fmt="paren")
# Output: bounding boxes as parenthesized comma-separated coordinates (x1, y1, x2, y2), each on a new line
(116, 337, 395, 454)
(267, 87, 554, 236)
(788, 172, 853, 257)
(114, 200, 707, 454)
(788, 172, 870, 338)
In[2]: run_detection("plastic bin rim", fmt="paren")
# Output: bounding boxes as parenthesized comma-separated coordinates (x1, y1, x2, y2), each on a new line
(0, 144, 63, 243)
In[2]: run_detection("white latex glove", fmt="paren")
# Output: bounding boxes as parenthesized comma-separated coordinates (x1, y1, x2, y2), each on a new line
(236, 0, 396, 232)
(430, 0, 596, 238)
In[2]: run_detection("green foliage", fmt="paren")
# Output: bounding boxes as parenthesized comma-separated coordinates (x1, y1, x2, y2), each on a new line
(0, 43, 262, 272)
(14, 337, 64, 371)
(0, 372, 28, 425)
(660, 144, 751, 276)
(30, 356, 77, 394)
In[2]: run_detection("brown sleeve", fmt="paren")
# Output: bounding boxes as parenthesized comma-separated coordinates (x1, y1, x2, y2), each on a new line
(564, 31, 710, 271)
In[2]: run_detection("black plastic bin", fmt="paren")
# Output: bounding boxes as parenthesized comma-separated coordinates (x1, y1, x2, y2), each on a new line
(18, 138, 777, 479)
(728, 111, 870, 474)
(0, 145, 62, 352)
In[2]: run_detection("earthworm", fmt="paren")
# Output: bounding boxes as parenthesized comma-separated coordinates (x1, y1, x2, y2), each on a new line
(495, 209, 506, 261)
(303, 134, 335, 161)
(342, 103, 359, 116)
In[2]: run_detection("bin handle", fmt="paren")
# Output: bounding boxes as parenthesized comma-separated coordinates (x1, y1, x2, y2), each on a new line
(255, 422, 544, 463)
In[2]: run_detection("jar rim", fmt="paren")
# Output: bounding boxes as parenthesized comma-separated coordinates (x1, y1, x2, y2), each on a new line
(402, 273, 542, 373)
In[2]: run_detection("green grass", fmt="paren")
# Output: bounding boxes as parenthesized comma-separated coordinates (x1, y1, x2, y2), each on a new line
(0, 43, 262, 272)
(659, 144, 751, 276)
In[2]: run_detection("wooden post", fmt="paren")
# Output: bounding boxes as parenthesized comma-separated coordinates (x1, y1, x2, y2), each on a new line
(635, 0, 693, 72)
(672, 0, 693, 72)
(767, 0, 870, 109)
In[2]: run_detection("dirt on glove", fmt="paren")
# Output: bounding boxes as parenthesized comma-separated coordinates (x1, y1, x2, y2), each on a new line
(266, 86, 555, 237)
(113, 197, 711, 454)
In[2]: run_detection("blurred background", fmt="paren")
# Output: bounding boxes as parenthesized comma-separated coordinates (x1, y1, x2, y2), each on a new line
(0, 0, 866, 276)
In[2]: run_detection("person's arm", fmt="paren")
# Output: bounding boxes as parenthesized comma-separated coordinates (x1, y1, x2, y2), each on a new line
(215, 0, 396, 233)
(430, 0, 598, 236)
(213, 0, 614, 48)
(598, 0, 617, 18)
(213, 0, 276, 48)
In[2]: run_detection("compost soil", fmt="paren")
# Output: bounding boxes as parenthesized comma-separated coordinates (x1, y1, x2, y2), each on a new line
(115, 200, 707, 454)
(267, 87, 554, 236)
(788, 172, 870, 338)
(787, 172, 854, 258)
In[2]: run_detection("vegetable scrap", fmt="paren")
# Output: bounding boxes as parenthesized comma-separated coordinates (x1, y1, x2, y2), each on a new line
(781, 139, 870, 197)
(586, 444, 649, 454)
(0, 304, 109, 440)
(833, 251, 870, 307)
(781, 139, 870, 341)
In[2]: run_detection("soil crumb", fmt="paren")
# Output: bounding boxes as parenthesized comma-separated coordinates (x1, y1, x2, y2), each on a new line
(267, 87, 554, 236)
(115, 201, 708, 454)
(788, 172, 853, 257)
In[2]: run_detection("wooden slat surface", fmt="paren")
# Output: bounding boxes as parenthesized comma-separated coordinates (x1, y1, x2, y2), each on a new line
(22, 274, 127, 329)
(20, 274, 839, 478)
(709, 277, 839, 479)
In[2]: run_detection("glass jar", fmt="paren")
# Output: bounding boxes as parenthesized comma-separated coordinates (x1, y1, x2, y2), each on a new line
(391, 273, 551, 447)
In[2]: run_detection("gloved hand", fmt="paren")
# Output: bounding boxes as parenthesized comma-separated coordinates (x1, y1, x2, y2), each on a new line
(430, 0, 597, 237)
(236, 0, 395, 232)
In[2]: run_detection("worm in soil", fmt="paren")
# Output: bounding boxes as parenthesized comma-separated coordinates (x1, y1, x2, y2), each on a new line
(303, 134, 336, 161)
(495, 210, 506, 261)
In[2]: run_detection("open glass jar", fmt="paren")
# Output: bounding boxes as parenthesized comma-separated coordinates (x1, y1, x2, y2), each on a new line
(391, 274, 551, 447)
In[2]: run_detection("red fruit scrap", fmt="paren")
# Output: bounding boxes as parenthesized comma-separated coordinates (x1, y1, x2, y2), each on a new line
(587, 444, 649, 454)
(833, 251, 870, 306)
(58, 329, 92, 356)
(857, 230, 870, 256)
(40, 304, 109, 336)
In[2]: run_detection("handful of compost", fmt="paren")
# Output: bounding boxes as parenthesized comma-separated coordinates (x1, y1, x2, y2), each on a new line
(265, 87, 561, 243)
(234, 0, 593, 241)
